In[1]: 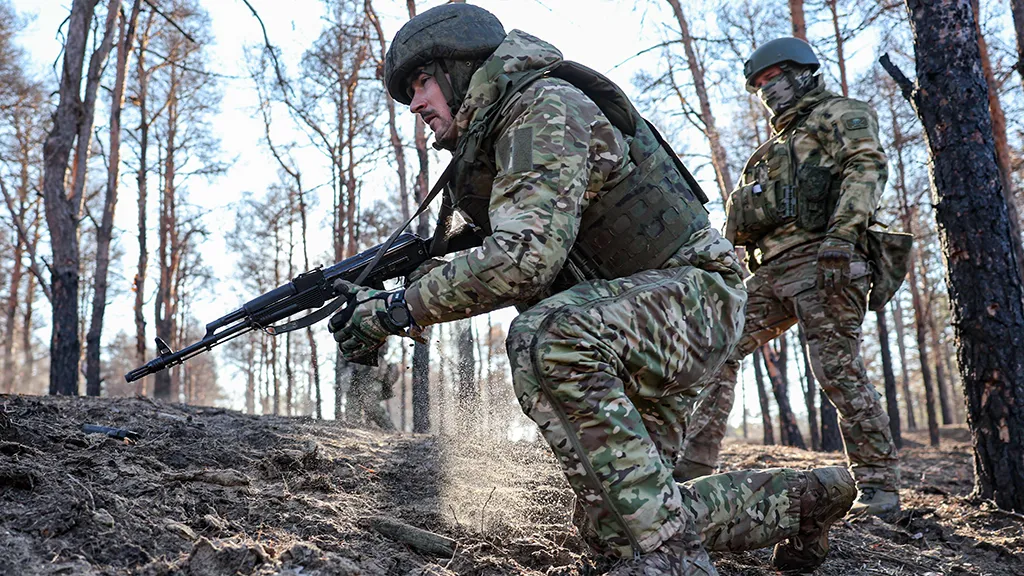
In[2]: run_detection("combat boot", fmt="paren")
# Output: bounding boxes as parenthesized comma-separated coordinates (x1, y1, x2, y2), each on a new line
(848, 486, 900, 519)
(605, 532, 719, 576)
(674, 458, 715, 482)
(771, 466, 856, 573)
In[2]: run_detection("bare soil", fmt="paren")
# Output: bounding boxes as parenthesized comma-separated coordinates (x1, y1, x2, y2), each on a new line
(1, 394, 1021, 575)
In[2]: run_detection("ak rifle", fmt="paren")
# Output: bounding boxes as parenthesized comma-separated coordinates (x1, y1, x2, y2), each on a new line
(125, 233, 431, 382)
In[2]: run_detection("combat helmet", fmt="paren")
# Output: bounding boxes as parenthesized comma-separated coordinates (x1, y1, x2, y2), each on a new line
(384, 3, 506, 111)
(744, 37, 820, 90)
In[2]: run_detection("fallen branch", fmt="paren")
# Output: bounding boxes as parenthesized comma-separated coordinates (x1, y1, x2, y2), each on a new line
(369, 516, 455, 557)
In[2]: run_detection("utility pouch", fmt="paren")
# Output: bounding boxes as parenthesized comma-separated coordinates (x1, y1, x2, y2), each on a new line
(796, 165, 833, 231)
(866, 228, 914, 311)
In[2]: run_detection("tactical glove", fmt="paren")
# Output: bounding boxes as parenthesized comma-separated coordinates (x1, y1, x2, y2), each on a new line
(328, 280, 418, 364)
(406, 257, 447, 286)
(816, 237, 855, 296)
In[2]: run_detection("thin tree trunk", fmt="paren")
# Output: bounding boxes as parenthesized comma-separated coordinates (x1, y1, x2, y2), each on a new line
(133, 17, 153, 380)
(753, 349, 775, 445)
(820, 389, 842, 451)
(974, 0, 1024, 286)
(664, 0, 733, 201)
(891, 298, 918, 430)
(906, 241, 941, 446)
(1013, 0, 1024, 89)
(41, 0, 99, 396)
(408, 0, 431, 434)
(876, 309, 903, 449)
(797, 325, 820, 450)
(762, 337, 805, 449)
(789, 0, 807, 40)
(826, 0, 849, 98)
(86, 1, 141, 397)
(920, 254, 954, 425)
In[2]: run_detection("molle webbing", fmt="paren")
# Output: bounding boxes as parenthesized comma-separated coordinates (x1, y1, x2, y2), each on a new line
(446, 59, 710, 281)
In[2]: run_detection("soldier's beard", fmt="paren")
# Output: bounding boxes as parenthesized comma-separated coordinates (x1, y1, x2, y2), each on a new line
(758, 68, 819, 117)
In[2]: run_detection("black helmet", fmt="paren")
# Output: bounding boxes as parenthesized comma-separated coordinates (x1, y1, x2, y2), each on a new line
(744, 37, 820, 89)
(384, 3, 506, 106)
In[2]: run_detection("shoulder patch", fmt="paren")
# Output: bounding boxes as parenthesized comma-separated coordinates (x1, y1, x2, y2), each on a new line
(844, 116, 869, 131)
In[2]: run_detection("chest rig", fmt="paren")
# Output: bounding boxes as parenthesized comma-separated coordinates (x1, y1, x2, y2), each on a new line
(429, 60, 710, 286)
(725, 99, 842, 249)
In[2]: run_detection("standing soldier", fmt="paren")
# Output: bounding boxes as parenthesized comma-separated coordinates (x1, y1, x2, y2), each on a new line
(330, 7, 856, 574)
(681, 37, 900, 518)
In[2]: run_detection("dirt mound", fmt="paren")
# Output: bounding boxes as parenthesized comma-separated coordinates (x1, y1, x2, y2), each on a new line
(1, 394, 1021, 575)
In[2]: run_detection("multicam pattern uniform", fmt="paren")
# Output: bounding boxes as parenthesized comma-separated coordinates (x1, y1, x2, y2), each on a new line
(685, 83, 900, 492)
(405, 30, 817, 559)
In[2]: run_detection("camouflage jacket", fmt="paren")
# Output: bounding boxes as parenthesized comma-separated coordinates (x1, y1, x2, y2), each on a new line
(742, 84, 888, 263)
(405, 30, 738, 326)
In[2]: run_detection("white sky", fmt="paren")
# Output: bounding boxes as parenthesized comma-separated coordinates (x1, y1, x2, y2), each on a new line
(11, 0, 882, 432)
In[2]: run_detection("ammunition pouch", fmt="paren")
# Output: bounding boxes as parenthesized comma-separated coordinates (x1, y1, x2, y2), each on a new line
(866, 228, 913, 311)
(795, 165, 836, 232)
(724, 180, 796, 246)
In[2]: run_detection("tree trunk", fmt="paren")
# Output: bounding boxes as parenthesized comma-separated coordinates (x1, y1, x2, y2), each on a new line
(974, 0, 1024, 287)
(906, 243, 941, 446)
(797, 325, 820, 450)
(664, 0, 733, 201)
(456, 320, 477, 425)
(891, 298, 918, 430)
(920, 254, 954, 425)
(86, 1, 141, 397)
(876, 309, 903, 449)
(826, 0, 849, 98)
(902, 0, 1024, 512)
(41, 0, 98, 396)
(762, 337, 805, 449)
(1013, 0, 1024, 89)
(820, 389, 842, 451)
(133, 19, 153, 381)
(752, 349, 775, 445)
(408, 0, 432, 435)
(789, 0, 807, 40)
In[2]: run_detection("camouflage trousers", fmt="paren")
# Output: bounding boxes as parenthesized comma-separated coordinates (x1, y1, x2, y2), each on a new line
(507, 257, 753, 558)
(685, 241, 899, 491)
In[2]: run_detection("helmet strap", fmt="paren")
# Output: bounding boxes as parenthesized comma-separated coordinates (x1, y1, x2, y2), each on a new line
(421, 60, 460, 116)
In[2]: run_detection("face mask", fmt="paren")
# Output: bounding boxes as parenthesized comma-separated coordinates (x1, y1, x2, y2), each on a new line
(756, 67, 819, 117)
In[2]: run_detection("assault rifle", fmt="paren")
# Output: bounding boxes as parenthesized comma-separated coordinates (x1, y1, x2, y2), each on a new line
(125, 233, 432, 383)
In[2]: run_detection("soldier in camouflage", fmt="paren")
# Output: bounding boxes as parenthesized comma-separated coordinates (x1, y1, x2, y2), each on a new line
(328, 6, 857, 574)
(681, 37, 901, 519)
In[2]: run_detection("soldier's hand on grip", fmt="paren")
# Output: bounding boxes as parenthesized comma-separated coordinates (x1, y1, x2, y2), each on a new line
(816, 237, 854, 296)
(328, 280, 418, 364)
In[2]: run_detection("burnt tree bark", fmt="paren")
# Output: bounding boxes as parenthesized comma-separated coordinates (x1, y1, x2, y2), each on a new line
(41, 0, 99, 395)
(894, 0, 1024, 512)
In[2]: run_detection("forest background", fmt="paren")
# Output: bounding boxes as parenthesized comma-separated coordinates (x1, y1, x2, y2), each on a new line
(0, 0, 1019, 453)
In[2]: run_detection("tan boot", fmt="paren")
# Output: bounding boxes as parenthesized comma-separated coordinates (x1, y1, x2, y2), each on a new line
(605, 532, 719, 576)
(771, 466, 856, 573)
(674, 458, 715, 483)
(848, 486, 900, 518)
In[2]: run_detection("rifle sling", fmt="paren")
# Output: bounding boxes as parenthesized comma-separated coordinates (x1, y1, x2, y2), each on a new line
(266, 158, 457, 336)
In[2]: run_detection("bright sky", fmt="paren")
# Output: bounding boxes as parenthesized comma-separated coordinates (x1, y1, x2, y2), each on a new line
(11, 0, 881, 431)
